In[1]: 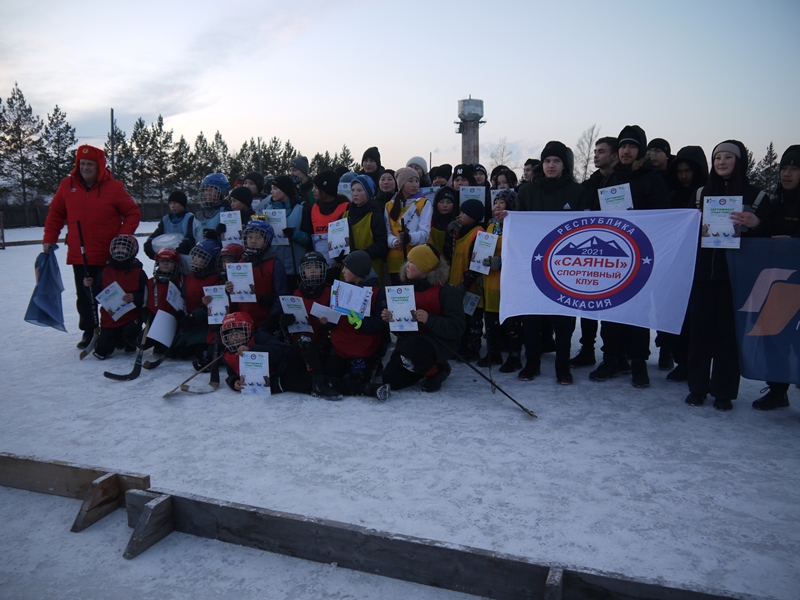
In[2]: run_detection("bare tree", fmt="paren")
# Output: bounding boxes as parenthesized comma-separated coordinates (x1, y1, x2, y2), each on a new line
(573, 124, 599, 183)
(489, 137, 518, 171)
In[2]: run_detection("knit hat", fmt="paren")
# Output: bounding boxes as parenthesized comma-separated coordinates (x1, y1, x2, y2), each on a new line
(780, 145, 800, 169)
(434, 186, 457, 206)
(343, 250, 372, 279)
(243, 171, 265, 193)
(271, 175, 298, 199)
(339, 171, 357, 183)
(351, 174, 376, 202)
(490, 164, 507, 179)
(453, 164, 476, 185)
(541, 141, 570, 165)
(460, 199, 484, 222)
(334, 166, 350, 177)
(406, 156, 428, 174)
(313, 170, 340, 198)
(361, 146, 381, 168)
(617, 125, 647, 150)
(495, 188, 517, 210)
(229, 186, 253, 207)
(395, 167, 419, 192)
(168, 190, 188, 208)
(289, 155, 309, 176)
(436, 164, 453, 181)
(407, 244, 439, 275)
(474, 164, 488, 176)
(647, 138, 671, 157)
(712, 141, 742, 160)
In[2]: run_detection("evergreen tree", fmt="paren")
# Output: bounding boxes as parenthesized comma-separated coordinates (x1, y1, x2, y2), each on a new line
(745, 149, 755, 179)
(0, 83, 43, 224)
(0, 97, 8, 202)
(171, 135, 195, 197)
(337, 144, 356, 171)
(262, 136, 283, 176)
(279, 139, 299, 174)
(211, 131, 230, 178)
(751, 142, 779, 198)
(149, 115, 174, 202)
(105, 123, 134, 190)
(129, 117, 153, 202)
(192, 131, 216, 183)
(310, 152, 333, 176)
(37, 105, 77, 196)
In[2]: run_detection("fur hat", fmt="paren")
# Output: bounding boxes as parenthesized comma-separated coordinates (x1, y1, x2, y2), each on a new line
(343, 250, 372, 279)
(460, 199, 484, 222)
(313, 170, 340, 198)
(395, 167, 419, 192)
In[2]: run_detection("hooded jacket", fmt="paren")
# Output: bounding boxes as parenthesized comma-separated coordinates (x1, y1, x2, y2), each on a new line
(43, 145, 141, 266)
(667, 146, 709, 209)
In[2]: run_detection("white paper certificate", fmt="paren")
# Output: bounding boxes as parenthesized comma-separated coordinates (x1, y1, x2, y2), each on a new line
(266, 209, 289, 246)
(167, 281, 185, 312)
(203, 285, 229, 324)
(702, 196, 743, 249)
(463, 291, 480, 316)
(386, 285, 418, 332)
(239, 351, 271, 396)
(279, 295, 314, 333)
(310, 302, 342, 324)
(331, 279, 372, 317)
(220, 211, 243, 246)
(148, 310, 178, 347)
(338, 182, 351, 201)
(327, 217, 350, 258)
(96, 281, 136, 322)
(469, 231, 498, 275)
(459, 186, 484, 203)
(598, 184, 633, 211)
(226, 262, 256, 303)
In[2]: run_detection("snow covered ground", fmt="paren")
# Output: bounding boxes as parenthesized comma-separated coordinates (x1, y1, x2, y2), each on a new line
(1, 226, 799, 599)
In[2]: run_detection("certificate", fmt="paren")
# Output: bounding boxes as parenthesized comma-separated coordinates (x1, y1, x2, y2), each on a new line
(459, 186, 484, 203)
(239, 351, 271, 396)
(598, 184, 633, 211)
(96, 281, 136, 322)
(148, 310, 177, 347)
(279, 295, 314, 334)
(220, 211, 243, 246)
(203, 285, 229, 324)
(167, 281, 185, 312)
(702, 196, 743, 249)
(463, 291, 480, 316)
(226, 262, 256, 303)
(331, 279, 372, 318)
(385, 285, 418, 332)
(469, 231, 498, 275)
(310, 302, 342, 324)
(327, 217, 350, 258)
(266, 209, 289, 246)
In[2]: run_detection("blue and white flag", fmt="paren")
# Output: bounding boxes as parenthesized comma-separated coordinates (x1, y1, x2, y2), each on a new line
(728, 238, 800, 384)
(499, 210, 700, 334)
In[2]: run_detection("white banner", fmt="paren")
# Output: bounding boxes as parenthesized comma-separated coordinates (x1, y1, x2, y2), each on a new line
(499, 210, 700, 334)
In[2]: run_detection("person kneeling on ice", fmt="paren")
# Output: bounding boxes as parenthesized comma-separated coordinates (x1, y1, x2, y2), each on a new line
(84, 234, 148, 360)
(220, 312, 288, 393)
(141, 247, 185, 356)
(380, 244, 465, 392)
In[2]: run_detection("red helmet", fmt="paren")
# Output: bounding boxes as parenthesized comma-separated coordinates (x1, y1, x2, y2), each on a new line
(154, 247, 181, 282)
(221, 312, 254, 352)
(217, 243, 245, 277)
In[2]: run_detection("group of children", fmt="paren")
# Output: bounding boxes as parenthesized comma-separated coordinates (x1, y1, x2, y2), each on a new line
(83, 137, 799, 412)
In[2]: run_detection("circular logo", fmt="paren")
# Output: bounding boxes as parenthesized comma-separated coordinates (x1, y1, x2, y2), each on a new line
(531, 217, 654, 311)
(719, 198, 727, 205)
(396, 288, 403, 294)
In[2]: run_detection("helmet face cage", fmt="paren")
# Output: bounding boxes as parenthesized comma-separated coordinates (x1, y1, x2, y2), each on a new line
(299, 253, 327, 289)
(153, 249, 179, 282)
(110, 235, 138, 261)
(243, 221, 274, 257)
(189, 244, 212, 272)
(221, 314, 253, 352)
(199, 174, 230, 209)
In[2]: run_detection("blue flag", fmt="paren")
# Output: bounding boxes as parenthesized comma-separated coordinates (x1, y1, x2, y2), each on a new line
(727, 238, 800, 384)
(24, 244, 67, 332)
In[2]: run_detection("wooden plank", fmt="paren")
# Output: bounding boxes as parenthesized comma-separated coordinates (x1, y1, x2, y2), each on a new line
(70, 473, 121, 532)
(0, 452, 150, 504)
(561, 569, 749, 600)
(544, 568, 563, 600)
(123, 494, 174, 559)
(125, 489, 161, 528)
(138, 487, 548, 600)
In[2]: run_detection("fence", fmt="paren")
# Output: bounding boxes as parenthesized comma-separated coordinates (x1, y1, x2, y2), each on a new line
(0, 203, 200, 229)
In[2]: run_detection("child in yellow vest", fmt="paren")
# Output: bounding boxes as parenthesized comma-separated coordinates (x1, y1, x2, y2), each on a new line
(343, 175, 387, 285)
(428, 186, 458, 260)
(385, 167, 433, 285)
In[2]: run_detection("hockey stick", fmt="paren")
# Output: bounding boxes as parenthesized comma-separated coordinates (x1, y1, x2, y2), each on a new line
(209, 326, 221, 388)
(103, 318, 152, 381)
(76, 221, 100, 359)
(428, 331, 537, 418)
(162, 355, 223, 398)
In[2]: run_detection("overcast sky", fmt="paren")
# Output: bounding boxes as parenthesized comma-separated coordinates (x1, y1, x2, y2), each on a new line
(2, 0, 798, 175)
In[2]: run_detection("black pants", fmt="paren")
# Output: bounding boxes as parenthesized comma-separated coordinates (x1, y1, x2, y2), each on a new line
(382, 336, 439, 390)
(73, 265, 102, 332)
(94, 319, 142, 357)
(599, 321, 650, 361)
(687, 279, 740, 400)
(578, 318, 598, 349)
(523, 315, 575, 364)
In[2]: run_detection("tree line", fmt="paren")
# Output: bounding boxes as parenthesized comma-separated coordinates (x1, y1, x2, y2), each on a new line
(0, 82, 358, 214)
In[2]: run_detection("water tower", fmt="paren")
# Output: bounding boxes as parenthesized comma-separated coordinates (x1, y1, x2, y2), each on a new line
(455, 96, 485, 164)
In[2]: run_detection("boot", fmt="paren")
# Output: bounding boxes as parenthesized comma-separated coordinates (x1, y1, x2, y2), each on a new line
(569, 346, 596, 367)
(555, 360, 573, 385)
(359, 382, 390, 401)
(685, 392, 706, 406)
(752, 387, 790, 411)
(76, 330, 94, 350)
(589, 356, 619, 382)
(422, 362, 451, 392)
(658, 348, 674, 372)
(631, 359, 650, 388)
(713, 397, 733, 411)
(618, 357, 631, 374)
(518, 358, 541, 381)
(311, 373, 343, 401)
(666, 364, 687, 382)
(499, 352, 522, 373)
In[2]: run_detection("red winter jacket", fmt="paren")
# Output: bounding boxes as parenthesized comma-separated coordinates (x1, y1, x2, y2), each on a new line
(43, 145, 141, 266)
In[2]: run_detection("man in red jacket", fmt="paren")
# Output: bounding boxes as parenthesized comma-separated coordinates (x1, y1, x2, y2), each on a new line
(42, 144, 141, 348)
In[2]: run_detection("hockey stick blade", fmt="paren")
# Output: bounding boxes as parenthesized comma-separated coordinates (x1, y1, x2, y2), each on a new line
(180, 382, 218, 394)
(78, 329, 101, 360)
(163, 355, 223, 398)
(143, 353, 168, 369)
